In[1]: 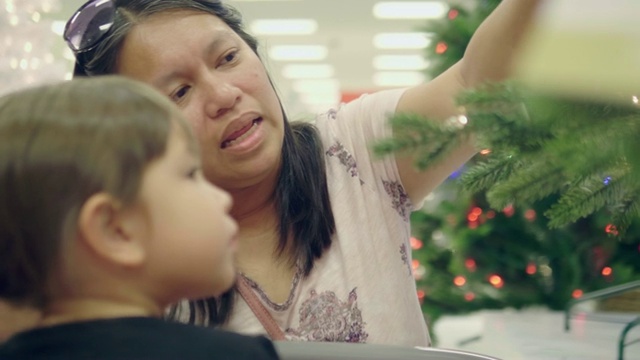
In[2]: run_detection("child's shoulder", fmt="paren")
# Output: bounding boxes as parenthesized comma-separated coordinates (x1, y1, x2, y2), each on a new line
(0, 317, 279, 360)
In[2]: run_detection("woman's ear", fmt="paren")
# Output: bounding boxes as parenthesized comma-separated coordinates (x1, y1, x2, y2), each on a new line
(76, 193, 146, 267)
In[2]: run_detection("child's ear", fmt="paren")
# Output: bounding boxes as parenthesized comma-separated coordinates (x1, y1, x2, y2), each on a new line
(77, 193, 146, 267)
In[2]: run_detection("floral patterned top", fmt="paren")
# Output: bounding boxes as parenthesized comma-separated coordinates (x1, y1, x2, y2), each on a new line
(222, 88, 430, 347)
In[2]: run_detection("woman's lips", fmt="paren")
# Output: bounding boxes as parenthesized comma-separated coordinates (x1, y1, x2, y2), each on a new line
(221, 118, 262, 149)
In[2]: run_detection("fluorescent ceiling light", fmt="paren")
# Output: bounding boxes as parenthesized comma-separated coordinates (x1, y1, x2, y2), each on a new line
(250, 19, 317, 35)
(373, 2, 448, 19)
(292, 79, 341, 94)
(268, 45, 328, 61)
(282, 64, 334, 79)
(373, 71, 426, 87)
(373, 32, 432, 49)
(300, 92, 340, 105)
(373, 55, 429, 70)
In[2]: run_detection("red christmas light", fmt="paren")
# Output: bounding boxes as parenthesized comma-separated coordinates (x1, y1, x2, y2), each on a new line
(572, 289, 583, 299)
(605, 224, 619, 236)
(524, 209, 536, 221)
(526, 262, 537, 275)
(480, 149, 491, 155)
(503, 204, 515, 217)
(601, 266, 613, 276)
(465, 258, 477, 272)
(410, 236, 423, 250)
(448, 9, 459, 20)
(464, 292, 475, 301)
(435, 42, 448, 54)
(454, 276, 466, 287)
(489, 274, 504, 288)
(412, 259, 420, 270)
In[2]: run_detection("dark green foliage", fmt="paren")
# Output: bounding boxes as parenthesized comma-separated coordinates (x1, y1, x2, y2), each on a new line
(412, 184, 640, 338)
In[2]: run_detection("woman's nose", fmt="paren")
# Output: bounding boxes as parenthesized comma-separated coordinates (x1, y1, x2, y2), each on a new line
(203, 75, 241, 119)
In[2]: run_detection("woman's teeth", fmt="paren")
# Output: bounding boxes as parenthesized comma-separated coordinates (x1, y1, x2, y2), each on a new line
(222, 119, 259, 148)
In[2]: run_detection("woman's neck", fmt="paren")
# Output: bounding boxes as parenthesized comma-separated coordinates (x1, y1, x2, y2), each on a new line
(226, 171, 295, 272)
(228, 167, 279, 218)
(227, 166, 282, 243)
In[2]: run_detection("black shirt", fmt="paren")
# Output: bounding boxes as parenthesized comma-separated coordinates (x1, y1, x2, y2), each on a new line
(0, 317, 280, 359)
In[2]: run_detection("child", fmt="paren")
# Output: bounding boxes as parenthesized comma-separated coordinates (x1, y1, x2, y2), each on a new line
(0, 76, 280, 359)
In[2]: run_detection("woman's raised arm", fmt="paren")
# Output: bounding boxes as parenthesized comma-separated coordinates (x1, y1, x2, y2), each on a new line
(395, 0, 543, 205)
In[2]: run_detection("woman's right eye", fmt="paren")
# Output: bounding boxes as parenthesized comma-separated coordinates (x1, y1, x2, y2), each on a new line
(170, 85, 191, 103)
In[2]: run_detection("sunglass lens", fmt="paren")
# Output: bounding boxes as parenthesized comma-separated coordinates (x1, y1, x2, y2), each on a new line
(64, 0, 116, 52)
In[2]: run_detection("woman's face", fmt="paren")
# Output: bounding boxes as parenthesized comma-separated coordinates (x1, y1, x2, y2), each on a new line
(117, 11, 284, 191)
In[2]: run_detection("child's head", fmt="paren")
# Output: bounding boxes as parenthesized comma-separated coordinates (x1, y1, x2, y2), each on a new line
(0, 76, 238, 313)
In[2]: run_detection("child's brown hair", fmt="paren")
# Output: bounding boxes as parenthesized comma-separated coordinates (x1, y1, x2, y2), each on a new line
(0, 76, 190, 308)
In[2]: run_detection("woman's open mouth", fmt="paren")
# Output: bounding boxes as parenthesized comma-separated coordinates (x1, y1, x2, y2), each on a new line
(221, 118, 262, 149)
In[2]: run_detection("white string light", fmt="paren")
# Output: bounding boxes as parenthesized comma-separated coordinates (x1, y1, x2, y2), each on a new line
(1, 0, 70, 97)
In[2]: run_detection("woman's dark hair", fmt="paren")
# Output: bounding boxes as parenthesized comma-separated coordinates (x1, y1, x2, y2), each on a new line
(70, 0, 335, 325)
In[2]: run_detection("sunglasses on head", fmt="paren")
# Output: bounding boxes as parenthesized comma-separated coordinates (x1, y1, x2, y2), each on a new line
(64, 0, 116, 54)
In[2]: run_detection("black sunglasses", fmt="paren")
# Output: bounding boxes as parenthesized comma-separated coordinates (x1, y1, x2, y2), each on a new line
(64, 0, 116, 54)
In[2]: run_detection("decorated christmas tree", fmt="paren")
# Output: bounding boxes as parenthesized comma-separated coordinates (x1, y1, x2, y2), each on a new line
(380, 0, 640, 334)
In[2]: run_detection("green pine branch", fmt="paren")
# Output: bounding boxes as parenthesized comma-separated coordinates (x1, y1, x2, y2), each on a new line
(376, 81, 640, 235)
(458, 154, 523, 193)
(485, 160, 566, 208)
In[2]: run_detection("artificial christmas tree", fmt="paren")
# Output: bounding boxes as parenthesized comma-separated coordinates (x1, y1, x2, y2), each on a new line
(377, 0, 640, 336)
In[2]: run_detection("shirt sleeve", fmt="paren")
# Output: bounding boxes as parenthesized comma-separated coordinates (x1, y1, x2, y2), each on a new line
(317, 88, 421, 214)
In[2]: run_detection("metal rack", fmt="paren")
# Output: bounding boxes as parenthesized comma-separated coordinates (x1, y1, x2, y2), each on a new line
(564, 280, 640, 360)
(274, 341, 501, 360)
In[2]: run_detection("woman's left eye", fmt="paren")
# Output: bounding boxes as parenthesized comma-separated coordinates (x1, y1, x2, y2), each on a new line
(221, 50, 238, 65)
(170, 85, 191, 103)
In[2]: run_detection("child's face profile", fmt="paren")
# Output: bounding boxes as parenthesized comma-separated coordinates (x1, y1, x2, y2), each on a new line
(132, 124, 239, 301)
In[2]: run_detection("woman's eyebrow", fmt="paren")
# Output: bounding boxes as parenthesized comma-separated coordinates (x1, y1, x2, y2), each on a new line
(153, 35, 231, 88)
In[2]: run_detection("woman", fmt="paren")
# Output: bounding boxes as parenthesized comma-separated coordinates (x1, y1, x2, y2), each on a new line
(58, 0, 540, 346)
